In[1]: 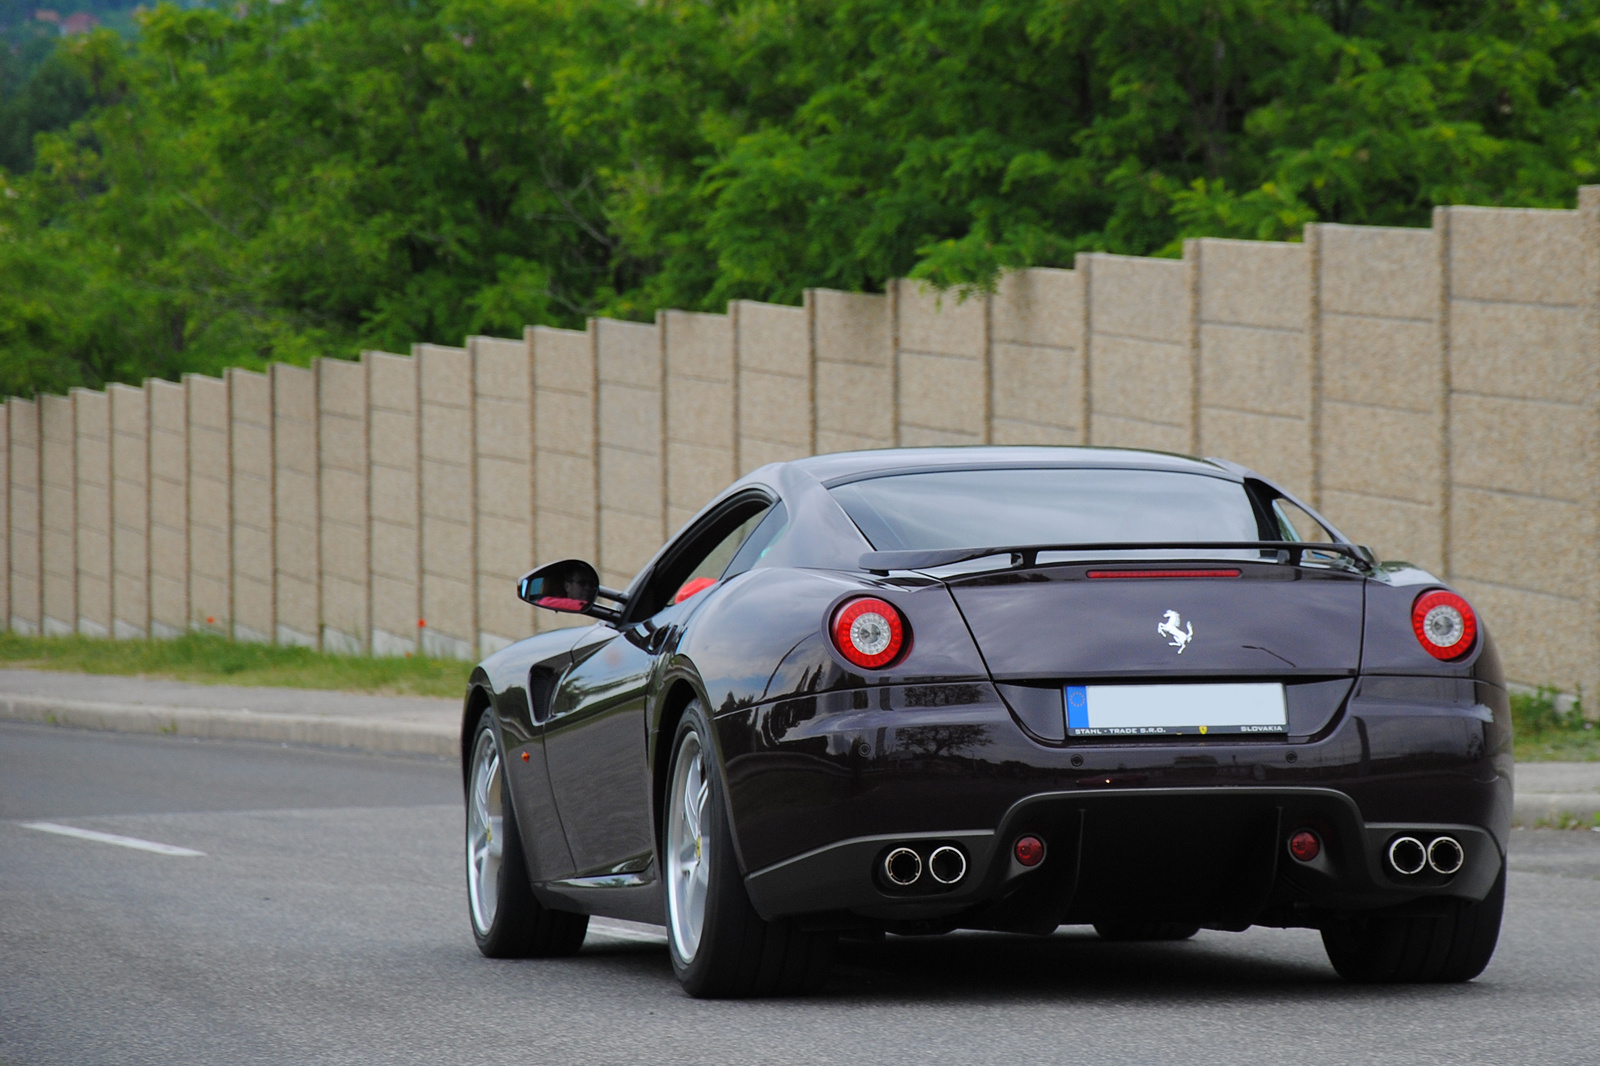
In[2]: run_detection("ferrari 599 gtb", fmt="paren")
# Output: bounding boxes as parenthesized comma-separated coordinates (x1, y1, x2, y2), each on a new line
(460, 448, 1508, 997)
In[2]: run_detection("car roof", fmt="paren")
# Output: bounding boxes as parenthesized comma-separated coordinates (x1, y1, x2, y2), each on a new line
(784, 446, 1239, 486)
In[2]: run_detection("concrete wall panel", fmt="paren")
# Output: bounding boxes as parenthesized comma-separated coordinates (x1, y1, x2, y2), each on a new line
(147, 381, 187, 636)
(417, 343, 476, 659)
(596, 318, 662, 590)
(1455, 578, 1594, 693)
(39, 394, 74, 635)
(1088, 254, 1188, 342)
(1451, 395, 1593, 502)
(991, 268, 1084, 445)
(1318, 225, 1438, 321)
(272, 364, 319, 647)
(1087, 254, 1194, 451)
(186, 375, 231, 633)
(471, 335, 534, 654)
(1088, 336, 1191, 428)
(73, 389, 112, 637)
(228, 369, 272, 642)
(734, 298, 812, 472)
(664, 311, 735, 532)
(1319, 402, 1442, 507)
(109, 384, 149, 638)
(1313, 221, 1446, 571)
(813, 290, 892, 453)
(1204, 408, 1313, 495)
(318, 358, 368, 653)
(1318, 489, 1443, 572)
(1319, 315, 1438, 410)
(1447, 207, 1586, 306)
(1199, 325, 1310, 419)
(531, 325, 597, 633)
(1197, 238, 1313, 498)
(8, 400, 39, 633)
(895, 280, 988, 446)
(1449, 302, 1587, 403)
(1198, 239, 1310, 331)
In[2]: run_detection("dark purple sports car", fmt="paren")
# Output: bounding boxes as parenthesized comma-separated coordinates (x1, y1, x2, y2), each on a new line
(460, 447, 1509, 997)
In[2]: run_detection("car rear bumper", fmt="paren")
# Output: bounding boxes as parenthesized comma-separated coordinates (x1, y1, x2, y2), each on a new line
(717, 680, 1511, 928)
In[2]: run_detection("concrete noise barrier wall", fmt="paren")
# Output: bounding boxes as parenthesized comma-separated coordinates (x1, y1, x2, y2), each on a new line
(3, 190, 1598, 697)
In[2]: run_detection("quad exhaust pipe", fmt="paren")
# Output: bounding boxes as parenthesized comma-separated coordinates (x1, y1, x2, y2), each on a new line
(883, 847, 922, 887)
(882, 844, 967, 888)
(1387, 834, 1464, 876)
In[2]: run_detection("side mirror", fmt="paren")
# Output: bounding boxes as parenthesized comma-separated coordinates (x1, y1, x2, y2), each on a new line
(518, 559, 601, 614)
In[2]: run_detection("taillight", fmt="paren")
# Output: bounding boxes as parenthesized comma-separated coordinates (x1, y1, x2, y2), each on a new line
(1411, 590, 1476, 660)
(830, 597, 908, 669)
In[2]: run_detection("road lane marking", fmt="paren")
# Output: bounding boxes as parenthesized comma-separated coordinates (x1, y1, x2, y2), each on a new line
(19, 822, 206, 857)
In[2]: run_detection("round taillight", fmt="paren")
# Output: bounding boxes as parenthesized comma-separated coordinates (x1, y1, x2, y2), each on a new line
(1411, 589, 1476, 660)
(1014, 835, 1046, 867)
(830, 597, 907, 669)
(1288, 830, 1321, 863)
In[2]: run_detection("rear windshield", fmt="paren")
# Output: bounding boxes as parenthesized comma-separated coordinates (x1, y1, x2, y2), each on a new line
(829, 468, 1262, 551)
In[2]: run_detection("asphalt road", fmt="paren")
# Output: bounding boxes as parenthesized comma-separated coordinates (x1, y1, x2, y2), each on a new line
(3, 722, 1598, 1066)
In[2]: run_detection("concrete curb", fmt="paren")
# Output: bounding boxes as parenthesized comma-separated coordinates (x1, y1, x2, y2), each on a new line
(0, 695, 457, 757)
(1513, 792, 1600, 828)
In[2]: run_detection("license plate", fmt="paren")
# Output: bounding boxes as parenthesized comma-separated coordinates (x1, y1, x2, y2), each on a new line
(1065, 683, 1287, 737)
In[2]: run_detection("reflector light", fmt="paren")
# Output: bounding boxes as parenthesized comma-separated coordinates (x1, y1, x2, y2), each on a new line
(830, 597, 907, 669)
(1288, 830, 1321, 863)
(1086, 569, 1241, 579)
(1014, 835, 1046, 867)
(1411, 589, 1476, 660)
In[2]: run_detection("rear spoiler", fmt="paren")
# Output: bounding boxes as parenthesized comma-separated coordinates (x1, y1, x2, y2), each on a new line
(860, 541, 1378, 576)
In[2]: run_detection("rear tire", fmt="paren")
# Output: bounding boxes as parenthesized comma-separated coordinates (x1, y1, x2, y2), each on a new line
(1320, 860, 1505, 983)
(665, 700, 835, 998)
(1093, 922, 1201, 942)
(466, 713, 589, 958)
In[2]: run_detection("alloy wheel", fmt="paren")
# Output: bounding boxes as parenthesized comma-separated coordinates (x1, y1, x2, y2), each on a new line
(666, 730, 711, 963)
(466, 726, 504, 935)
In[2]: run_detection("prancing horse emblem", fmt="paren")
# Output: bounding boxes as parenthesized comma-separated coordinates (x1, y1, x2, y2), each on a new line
(1157, 610, 1194, 653)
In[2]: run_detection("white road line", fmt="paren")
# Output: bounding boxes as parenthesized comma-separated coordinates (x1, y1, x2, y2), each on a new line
(19, 822, 206, 857)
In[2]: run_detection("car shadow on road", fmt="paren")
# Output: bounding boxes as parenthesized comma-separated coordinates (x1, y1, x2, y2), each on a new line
(566, 926, 1421, 1003)
(824, 929, 1348, 1001)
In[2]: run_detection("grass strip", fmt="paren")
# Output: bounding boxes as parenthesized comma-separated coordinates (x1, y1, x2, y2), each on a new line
(0, 632, 470, 698)
(1512, 686, 1600, 763)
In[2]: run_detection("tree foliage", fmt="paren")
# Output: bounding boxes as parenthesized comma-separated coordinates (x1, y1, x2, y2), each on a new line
(2, 0, 1597, 395)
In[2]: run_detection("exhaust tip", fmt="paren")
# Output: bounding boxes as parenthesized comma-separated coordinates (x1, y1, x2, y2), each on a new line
(928, 845, 967, 885)
(1428, 836, 1464, 875)
(1388, 835, 1427, 876)
(884, 847, 922, 887)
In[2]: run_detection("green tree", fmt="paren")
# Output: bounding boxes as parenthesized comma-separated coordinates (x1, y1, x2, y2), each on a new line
(1, 0, 1598, 398)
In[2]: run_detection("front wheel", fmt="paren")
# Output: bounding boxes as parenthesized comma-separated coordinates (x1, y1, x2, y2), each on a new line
(466, 714, 588, 958)
(1320, 860, 1505, 983)
(665, 701, 835, 997)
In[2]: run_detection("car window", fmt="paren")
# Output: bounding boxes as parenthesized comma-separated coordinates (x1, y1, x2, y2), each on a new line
(634, 497, 774, 619)
(829, 468, 1261, 551)
(1271, 498, 1334, 543)
(721, 502, 788, 580)
(682, 507, 770, 587)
